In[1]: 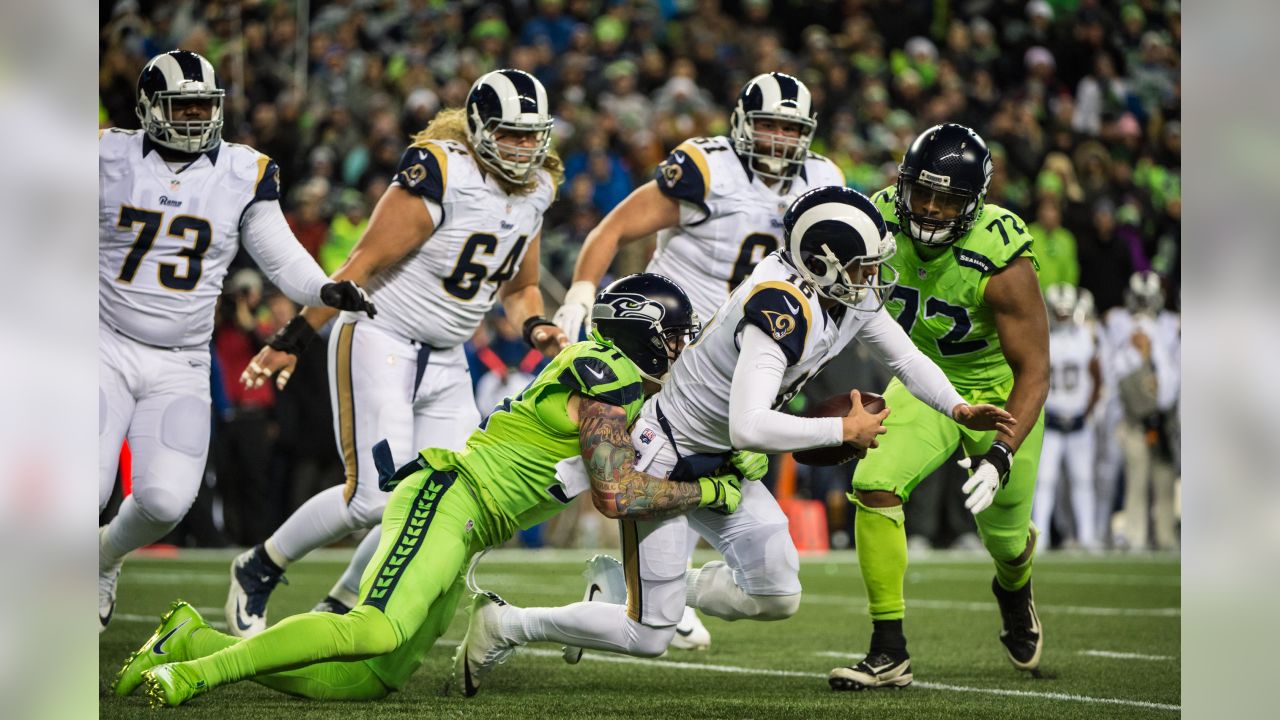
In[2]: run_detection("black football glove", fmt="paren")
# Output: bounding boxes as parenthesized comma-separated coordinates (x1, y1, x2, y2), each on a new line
(320, 280, 376, 318)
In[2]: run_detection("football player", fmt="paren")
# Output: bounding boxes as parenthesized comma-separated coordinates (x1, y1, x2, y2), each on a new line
(227, 69, 571, 637)
(458, 187, 1014, 694)
(551, 71, 844, 648)
(99, 50, 375, 633)
(1033, 284, 1102, 549)
(1102, 271, 1179, 550)
(116, 275, 758, 706)
(829, 124, 1050, 691)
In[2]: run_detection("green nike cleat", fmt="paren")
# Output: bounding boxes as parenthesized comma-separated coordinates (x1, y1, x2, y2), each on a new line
(114, 600, 209, 696)
(142, 663, 208, 708)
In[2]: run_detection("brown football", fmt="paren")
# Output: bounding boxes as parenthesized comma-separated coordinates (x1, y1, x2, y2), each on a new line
(791, 391, 886, 467)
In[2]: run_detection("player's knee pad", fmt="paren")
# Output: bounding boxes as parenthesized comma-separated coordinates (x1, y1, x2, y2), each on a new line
(979, 525, 1034, 565)
(629, 620, 676, 658)
(159, 396, 211, 456)
(344, 487, 389, 528)
(736, 521, 801, 596)
(131, 484, 196, 526)
(343, 604, 401, 656)
(746, 592, 802, 621)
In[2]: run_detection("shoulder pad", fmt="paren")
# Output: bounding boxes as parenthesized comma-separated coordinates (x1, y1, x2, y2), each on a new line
(805, 153, 844, 186)
(395, 142, 449, 205)
(740, 281, 811, 365)
(557, 343, 644, 407)
(251, 155, 282, 203)
(654, 139, 712, 222)
(963, 205, 1037, 273)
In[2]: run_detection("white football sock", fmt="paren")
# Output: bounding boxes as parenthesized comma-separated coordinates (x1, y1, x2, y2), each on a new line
(499, 602, 674, 658)
(329, 525, 383, 603)
(267, 485, 359, 564)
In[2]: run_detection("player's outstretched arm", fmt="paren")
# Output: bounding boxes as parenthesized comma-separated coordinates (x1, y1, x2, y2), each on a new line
(241, 185, 436, 390)
(986, 256, 1050, 452)
(576, 395, 741, 519)
(498, 232, 568, 358)
(555, 182, 681, 338)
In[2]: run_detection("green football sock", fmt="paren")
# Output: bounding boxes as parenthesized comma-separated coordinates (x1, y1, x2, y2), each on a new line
(854, 502, 908, 621)
(992, 527, 1037, 592)
(184, 621, 387, 700)
(179, 605, 398, 691)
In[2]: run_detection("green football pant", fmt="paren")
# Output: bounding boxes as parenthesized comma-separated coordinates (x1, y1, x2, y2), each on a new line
(180, 468, 492, 697)
(850, 377, 1045, 618)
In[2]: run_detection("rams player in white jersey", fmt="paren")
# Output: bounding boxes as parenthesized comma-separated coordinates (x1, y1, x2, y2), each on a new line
(230, 69, 569, 636)
(1033, 284, 1102, 549)
(99, 50, 375, 633)
(551, 71, 843, 648)
(455, 187, 1015, 685)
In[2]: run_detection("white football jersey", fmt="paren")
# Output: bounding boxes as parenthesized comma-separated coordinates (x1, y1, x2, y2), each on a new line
(367, 139, 554, 348)
(1046, 322, 1097, 419)
(646, 135, 845, 320)
(99, 129, 284, 348)
(645, 252, 881, 453)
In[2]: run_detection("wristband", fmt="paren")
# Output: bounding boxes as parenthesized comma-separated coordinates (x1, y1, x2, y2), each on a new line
(987, 440, 1014, 482)
(268, 316, 318, 356)
(522, 315, 556, 347)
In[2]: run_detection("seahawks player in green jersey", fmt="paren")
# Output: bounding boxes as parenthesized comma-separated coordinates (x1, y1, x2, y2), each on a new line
(114, 274, 764, 707)
(829, 124, 1050, 691)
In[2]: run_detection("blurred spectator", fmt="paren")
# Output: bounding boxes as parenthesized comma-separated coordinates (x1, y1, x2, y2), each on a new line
(1029, 198, 1080, 291)
(319, 189, 368, 275)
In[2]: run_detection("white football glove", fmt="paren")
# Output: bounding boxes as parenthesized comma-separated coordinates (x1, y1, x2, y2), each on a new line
(957, 441, 1014, 515)
(553, 280, 597, 342)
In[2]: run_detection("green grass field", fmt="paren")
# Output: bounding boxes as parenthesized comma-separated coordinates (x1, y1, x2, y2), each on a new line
(99, 547, 1179, 719)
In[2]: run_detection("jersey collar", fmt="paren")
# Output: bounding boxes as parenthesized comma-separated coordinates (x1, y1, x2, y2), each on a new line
(142, 136, 220, 168)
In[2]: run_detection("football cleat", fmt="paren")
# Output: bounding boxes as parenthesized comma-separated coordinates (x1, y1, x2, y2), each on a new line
(142, 663, 208, 708)
(668, 606, 712, 651)
(99, 526, 122, 634)
(828, 651, 913, 691)
(225, 545, 286, 638)
(992, 577, 1044, 671)
(453, 591, 518, 697)
(311, 595, 353, 615)
(564, 554, 627, 664)
(114, 600, 208, 696)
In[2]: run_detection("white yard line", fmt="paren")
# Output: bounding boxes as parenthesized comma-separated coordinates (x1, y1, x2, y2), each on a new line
(813, 651, 865, 659)
(1079, 650, 1175, 661)
(515, 646, 1180, 712)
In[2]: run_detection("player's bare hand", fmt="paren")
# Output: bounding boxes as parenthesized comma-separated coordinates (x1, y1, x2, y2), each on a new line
(841, 390, 889, 449)
(241, 346, 298, 390)
(532, 323, 570, 358)
(951, 403, 1017, 435)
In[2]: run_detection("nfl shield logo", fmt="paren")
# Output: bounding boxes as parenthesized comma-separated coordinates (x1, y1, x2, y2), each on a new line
(918, 268, 927, 279)
(639, 428, 656, 445)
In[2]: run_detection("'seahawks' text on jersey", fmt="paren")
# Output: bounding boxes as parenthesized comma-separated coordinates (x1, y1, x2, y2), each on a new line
(872, 185, 1038, 399)
(421, 341, 645, 538)
(646, 135, 844, 320)
(368, 139, 555, 348)
(99, 129, 284, 348)
(649, 252, 883, 454)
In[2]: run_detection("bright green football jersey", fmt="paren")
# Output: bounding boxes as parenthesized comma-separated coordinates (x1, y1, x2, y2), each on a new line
(420, 340, 645, 537)
(872, 185, 1039, 400)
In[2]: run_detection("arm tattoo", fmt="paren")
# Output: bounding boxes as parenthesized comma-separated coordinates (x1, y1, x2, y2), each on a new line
(578, 397, 702, 520)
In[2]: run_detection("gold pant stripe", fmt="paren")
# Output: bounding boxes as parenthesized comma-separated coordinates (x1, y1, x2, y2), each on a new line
(621, 520, 642, 622)
(336, 322, 359, 504)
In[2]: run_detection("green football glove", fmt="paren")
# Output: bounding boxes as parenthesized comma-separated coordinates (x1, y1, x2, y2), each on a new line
(698, 473, 743, 515)
(728, 451, 768, 482)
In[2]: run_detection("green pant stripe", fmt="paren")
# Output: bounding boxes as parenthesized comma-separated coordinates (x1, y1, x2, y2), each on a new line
(362, 470, 455, 612)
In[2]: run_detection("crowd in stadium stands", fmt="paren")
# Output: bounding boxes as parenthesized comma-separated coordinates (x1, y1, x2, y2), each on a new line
(100, 0, 1180, 551)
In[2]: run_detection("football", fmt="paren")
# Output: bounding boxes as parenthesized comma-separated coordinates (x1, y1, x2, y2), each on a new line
(791, 391, 886, 467)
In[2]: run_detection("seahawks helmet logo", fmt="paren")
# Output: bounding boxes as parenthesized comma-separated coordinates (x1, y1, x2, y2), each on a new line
(596, 293, 665, 323)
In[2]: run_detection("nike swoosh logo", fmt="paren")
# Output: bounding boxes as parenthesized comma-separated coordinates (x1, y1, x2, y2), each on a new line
(418, 150, 429, 161)
(784, 298, 801, 314)
(585, 366, 606, 380)
(587, 584, 602, 601)
(153, 620, 189, 655)
(672, 151, 687, 164)
(234, 599, 254, 631)
(100, 606, 113, 626)
(676, 626, 694, 637)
